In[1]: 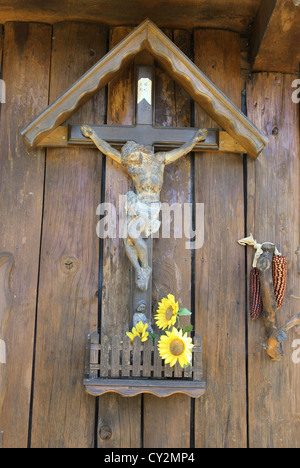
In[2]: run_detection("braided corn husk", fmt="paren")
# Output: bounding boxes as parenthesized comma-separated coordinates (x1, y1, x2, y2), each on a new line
(249, 267, 263, 320)
(272, 255, 287, 309)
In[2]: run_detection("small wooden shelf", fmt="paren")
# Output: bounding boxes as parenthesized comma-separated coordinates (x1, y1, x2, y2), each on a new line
(84, 332, 206, 398)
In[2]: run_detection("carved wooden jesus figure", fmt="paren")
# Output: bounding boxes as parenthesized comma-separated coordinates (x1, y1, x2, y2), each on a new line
(81, 125, 208, 291)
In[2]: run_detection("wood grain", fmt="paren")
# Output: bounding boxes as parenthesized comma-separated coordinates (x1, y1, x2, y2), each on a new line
(246, 73, 300, 448)
(1, 18, 300, 449)
(0, 254, 14, 355)
(251, 0, 300, 73)
(97, 26, 141, 449)
(0, 253, 14, 421)
(0, 0, 261, 34)
(30, 23, 106, 448)
(193, 30, 247, 448)
(0, 25, 3, 71)
(143, 29, 193, 449)
(0, 22, 52, 448)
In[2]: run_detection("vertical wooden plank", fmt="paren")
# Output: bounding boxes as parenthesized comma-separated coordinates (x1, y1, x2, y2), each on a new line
(174, 362, 183, 378)
(97, 26, 141, 449)
(0, 25, 3, 72)
(183, 358, 192, 379)
(0, 23, 51, 448)
(0, 253, 14, 442)
(194, 30, 247, 448)
(132, 336, 141, 377)
(100, 26, 133, 340)
(192, 335, 203, 381)
(0, 26, 6, 438)
(100, 335, 110, 377)
(111, 335, 121, 378)
(122, 335, 131, 377)
(143, 29, 193, 449)
(90, 332, 100, 379)
(142, 337, 152, 377)
(247, 73, 300, 448)
(30, 23, 107, 448)
(153, 337, 162, 378)
(164, 361, 173, 378)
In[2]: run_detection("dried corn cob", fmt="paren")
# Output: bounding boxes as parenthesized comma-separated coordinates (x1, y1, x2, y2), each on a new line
(272, 255, 287, 309)
(249, 267, 263, 320)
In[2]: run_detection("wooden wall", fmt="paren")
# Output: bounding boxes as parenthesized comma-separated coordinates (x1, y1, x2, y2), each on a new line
(0, 22, 299, 448)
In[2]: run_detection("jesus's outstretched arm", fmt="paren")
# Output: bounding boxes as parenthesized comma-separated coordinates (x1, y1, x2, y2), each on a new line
(81, 125, 122, 165)
(160, 128, 208, 166)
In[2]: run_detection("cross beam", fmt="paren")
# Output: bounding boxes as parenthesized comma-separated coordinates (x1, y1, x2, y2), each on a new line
(69, 124, 218, 150)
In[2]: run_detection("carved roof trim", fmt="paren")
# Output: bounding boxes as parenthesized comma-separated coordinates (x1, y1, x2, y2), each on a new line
(21, 19, 268, 158)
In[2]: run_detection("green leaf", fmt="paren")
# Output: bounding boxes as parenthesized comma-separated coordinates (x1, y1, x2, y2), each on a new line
(182, 362, 192, 368)
(149, 332, 159, 345)
(182, 324, 193, 334)
(177, 308, 192, 316)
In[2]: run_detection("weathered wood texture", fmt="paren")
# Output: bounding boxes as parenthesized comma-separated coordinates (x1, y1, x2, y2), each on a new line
(251, 0, 300, 73)
(1, 21, 300, 449)
(0, 0, 261, 33)
(97, 26, 141, 449)
(84, 333, 205, 397)
(194, 30, 247, 448)
(0, 253, 14, 433)
(0, 23, 51, 448)
(0, 25, 3, 67)
(143, 29, 193, 448)
(29, 23, 106, 448)
(246, 73, 300, 448)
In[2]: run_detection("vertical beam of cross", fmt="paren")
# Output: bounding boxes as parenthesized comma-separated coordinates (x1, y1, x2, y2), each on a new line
(130, 60, 155, 329)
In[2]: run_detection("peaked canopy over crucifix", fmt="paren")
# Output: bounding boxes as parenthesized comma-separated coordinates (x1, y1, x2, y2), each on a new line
(21, 19, 268, 327)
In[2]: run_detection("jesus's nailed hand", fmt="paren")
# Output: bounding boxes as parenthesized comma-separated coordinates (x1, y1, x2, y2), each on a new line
(81, 124, 94, 138)
(195, 128, 208, 141)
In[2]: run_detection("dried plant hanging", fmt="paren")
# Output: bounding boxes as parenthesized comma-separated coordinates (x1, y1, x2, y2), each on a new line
(237, 236, 300, 361)
(249, 267, 263, 319)
(272, 255, 288, 309)
(238, 234, 287, 319)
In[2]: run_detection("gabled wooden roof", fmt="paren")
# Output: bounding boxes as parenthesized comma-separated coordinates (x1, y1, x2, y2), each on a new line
(21, 19, 268, 159)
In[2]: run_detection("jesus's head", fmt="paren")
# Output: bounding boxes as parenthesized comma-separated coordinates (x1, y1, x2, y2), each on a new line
(121, 141, 153, 163)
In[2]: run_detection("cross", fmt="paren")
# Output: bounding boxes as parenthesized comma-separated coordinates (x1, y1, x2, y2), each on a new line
(80, 56, 209, 328)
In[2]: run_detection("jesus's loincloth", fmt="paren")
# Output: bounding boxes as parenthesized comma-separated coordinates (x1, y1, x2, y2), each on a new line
(124, 191, 161, 238)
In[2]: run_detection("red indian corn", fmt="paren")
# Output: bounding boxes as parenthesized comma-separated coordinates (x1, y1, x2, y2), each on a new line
(249, 267, 263, 320)
(272, 255, 287, 310)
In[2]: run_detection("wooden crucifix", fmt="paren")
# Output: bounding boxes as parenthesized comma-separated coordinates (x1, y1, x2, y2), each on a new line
(80, 58, 208, 328)
(21, 19, 268, 334)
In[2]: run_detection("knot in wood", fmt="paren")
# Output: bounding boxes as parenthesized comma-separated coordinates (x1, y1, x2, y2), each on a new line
(98, 425, 112, 441)
(59, 255, 79, 274)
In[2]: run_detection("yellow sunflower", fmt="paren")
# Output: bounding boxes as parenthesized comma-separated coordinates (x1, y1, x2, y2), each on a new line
(126, 321, 149, 344)
(158, 328, 194, 368)
(154, 294, 179, 330)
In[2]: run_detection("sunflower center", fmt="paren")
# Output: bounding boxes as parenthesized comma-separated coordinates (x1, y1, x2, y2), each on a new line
(169, 339, 185, 356)
(165, 306, 174, 321)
